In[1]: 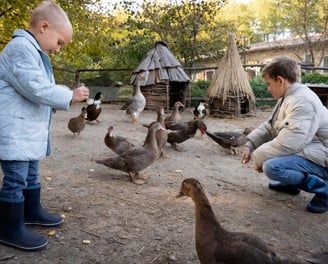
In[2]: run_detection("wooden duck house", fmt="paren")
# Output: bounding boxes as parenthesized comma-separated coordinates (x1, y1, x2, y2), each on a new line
(206, 33, 256, 118)
(130, 41, 191, 112)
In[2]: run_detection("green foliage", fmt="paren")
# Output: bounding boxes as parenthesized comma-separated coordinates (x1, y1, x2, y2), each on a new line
(190, 80, 210, 98)
(249, 75, 276, 107)
(249, 75, 271, 98)
(301, 72, 328, 84)
(118, 85, 133, 98)
(122, 0, 227, 67)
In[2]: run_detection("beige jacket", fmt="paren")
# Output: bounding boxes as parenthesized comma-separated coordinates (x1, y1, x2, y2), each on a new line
(245, 83, 328, 168)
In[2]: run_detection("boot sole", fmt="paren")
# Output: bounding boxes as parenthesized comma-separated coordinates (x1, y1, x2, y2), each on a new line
(24, 219, 63, 227)
(268, 184, 301, 195)
(0, 238, 48, 251)
(307, 204, 328, 214)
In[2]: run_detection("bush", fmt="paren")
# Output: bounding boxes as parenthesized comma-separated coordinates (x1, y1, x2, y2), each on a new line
(191, 80, 211, 98)
(249, 75, 276, 107)
(249, 75, 271, 98)
(301, 72, 328, 85)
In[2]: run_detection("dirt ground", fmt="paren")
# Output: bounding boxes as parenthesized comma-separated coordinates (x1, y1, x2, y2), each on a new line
(0, 103, 327, 264)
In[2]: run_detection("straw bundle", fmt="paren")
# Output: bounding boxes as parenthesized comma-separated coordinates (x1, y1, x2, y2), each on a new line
(206, 33, 255, 104)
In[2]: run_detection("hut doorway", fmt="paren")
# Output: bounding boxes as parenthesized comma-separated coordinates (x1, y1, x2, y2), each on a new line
(169, 81, 186, 108)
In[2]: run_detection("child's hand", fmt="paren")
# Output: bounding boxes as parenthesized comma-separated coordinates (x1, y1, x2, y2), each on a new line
(71, 86, 89, 103)
(241, 146, 251, 164)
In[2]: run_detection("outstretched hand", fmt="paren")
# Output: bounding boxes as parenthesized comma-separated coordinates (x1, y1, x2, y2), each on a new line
(241, 146, 251, 164)
(71, 85, 89, 104)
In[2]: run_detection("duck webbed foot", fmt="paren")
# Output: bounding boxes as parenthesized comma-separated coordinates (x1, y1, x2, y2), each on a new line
(229, 147, 237, 155)
(129, 172, 145, 185)
(160, 153, 171, 159)
(173, 144, 184, 152)
(135, 172, 149, 180)
(131, 117, 138, 125)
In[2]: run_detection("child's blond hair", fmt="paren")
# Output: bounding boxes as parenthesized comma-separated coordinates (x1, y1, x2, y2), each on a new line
(30, 1, 72, 30)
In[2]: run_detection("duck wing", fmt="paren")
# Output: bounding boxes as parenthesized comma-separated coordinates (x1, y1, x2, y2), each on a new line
(165, 121, 188, 131)
(214, 231, 295, 264)
(96, 155, 128, 172)
(305, 252, 328, 264)
(68, 117, 85, 134)
(86, 104, 102, 121)
(206, 131, 247, 149)
(105, 135, 134, 156)
(126, 93, 146, 115)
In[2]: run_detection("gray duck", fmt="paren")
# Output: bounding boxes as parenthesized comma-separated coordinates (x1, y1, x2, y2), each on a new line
(67, 107, 87, 137)
(96, 121, 165, 185)
(86, 91, 104, 123)
(177, 178, 327, 264)
(206, 127, 254, 155)
(167, 120, 207, 150)
(164, 101, 184, 128)
(104, 126, 134, 156)
(126, 72, 147, 125)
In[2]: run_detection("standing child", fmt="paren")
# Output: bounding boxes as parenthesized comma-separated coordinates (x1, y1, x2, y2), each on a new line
(241, 56, 328, 214)
(0, 1, 89, 251)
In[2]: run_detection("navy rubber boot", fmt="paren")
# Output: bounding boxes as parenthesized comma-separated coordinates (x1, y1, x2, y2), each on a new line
(23, 185, 63, 227)
(268, 181, 301, 195)
(0, 200, 48, 251)
(298, 175, 328, 213)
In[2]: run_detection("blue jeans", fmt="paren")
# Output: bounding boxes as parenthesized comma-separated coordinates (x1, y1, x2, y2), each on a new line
(0, 160, 40, 202)
(263, 155, 328, 186)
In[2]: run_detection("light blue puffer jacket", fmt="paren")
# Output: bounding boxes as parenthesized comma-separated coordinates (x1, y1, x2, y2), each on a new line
(0, 29, 73, 161)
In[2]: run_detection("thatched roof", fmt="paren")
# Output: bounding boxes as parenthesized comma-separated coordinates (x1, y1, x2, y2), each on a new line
(206, 33, 255, 103)
(130, 41, 190, 86)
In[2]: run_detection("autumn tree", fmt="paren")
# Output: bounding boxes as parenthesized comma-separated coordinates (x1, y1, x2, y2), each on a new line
(120, 0, 228, 67)
(284, 0, 328, 64)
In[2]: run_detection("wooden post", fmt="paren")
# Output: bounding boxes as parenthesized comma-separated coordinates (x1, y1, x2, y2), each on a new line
(166, 82, 169, 113)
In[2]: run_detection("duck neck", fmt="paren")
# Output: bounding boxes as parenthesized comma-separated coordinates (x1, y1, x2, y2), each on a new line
(158, 115, 165, 126)
(173, 106, 179, 115)
(135, 80, 141, 95)
(190, 121, 199, 135)
(144, 129, 157, 150)
(192, 190, 221, 228)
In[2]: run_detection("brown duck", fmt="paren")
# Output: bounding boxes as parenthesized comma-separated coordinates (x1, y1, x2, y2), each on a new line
(104, 126, 134, 156)
(206, 127, 254, 155)
(177, 178, 328, 264)
(167, 120, 207, 150)
(164, 101, 184, 128)
(86, 91, 104, 123)
(96, 121, 165, 185)
(67, 107, 87, 137)
(144, 106, 169, 158)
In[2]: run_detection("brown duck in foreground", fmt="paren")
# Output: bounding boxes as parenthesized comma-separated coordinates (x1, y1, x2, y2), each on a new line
(177, 178, 328, 264)
(96, 122, 165, 185)
(206, 127, 254, 155)
(67, 107, 87, 137)
(167, 120, 207, 151)
(104, 126, 134, 156)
